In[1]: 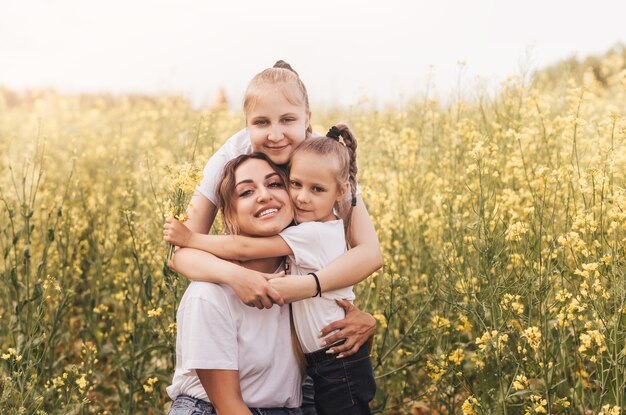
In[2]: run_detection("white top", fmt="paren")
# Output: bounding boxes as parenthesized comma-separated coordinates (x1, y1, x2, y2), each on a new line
(197, 128, 360, 206)
(279, 220, 355, 353)
(198, 129, 252, 206)
(166, 281, 302, 408)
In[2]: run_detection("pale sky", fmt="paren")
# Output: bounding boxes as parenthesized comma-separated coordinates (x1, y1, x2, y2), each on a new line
(1, 0, 625, 108)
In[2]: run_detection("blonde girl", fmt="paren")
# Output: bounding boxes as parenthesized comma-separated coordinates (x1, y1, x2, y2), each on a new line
(166, 125, 376, 415)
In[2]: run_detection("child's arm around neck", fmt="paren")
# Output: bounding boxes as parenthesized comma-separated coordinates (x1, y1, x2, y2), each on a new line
(315, 195, 383, 292)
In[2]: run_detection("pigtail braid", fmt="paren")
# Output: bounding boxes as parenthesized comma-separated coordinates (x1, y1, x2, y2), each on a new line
(334, 123, 358, 235)
(336, 123, 358, 205)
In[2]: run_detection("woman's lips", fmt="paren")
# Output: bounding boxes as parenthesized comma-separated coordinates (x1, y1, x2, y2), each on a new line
(255, 206, 280, 218)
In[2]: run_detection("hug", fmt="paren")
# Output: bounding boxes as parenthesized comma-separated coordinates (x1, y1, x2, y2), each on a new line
(163, 61, 383, 415)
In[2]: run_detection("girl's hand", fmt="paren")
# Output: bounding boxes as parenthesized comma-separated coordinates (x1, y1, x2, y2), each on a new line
(319, 299, 376, 358)
(163, 217, 193, 247)
(232, 270, 285, 309)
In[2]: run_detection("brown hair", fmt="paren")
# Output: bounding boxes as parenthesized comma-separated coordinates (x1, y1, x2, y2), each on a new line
(290, 123, 358, 233)
(243, 60, 313, 136)
(217, 152, 288, 235)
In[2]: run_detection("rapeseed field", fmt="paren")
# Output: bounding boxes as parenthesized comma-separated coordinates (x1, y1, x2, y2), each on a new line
(1, 48, 626, 414)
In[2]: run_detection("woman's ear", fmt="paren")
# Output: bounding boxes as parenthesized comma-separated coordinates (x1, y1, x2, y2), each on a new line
(306, 111, 312, 129)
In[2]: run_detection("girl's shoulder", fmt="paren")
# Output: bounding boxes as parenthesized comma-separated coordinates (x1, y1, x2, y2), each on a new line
(221, 128, 252, 157)
(281, 219, 344, 239)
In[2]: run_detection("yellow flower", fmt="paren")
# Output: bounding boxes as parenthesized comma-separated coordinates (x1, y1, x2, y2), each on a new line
(143, 377, 158, 394)
(505, 221, 529, 242)
(148, 307, 163, 318)
(372, 313, 387, 329)
(598, 404, 621, 415)
(462, 396, 481, 415)
(522, 326, 542, 351)
(431, 315, 451, 330)
(525, 394, 548, 414)
(426, 360, 446, 382)
(76, 374, 88, 391)
(578, 330, 607, 355)
(448, 348, 465, 366)
(513, 374, 528, 391)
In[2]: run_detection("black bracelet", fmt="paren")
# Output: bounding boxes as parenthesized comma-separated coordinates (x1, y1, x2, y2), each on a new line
(308, 272, 322, 297)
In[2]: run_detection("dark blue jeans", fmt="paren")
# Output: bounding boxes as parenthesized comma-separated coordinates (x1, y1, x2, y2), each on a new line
(168, 395, 303, 415)
(305, 343, 376, 415)
(301, 376, 317, 415)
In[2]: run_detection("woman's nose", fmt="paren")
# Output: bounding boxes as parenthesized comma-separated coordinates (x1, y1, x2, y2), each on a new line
(257, 186, 271, 202)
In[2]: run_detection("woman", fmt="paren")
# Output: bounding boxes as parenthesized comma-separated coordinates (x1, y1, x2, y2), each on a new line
(167, 154, 302, 414)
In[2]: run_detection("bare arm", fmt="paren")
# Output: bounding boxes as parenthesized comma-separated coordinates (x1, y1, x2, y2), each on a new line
(184, 191, 218, 234)
(168, 192, 283, 309)
(268, 195, 383, 301)
(170, 248, 284, 309)
(165, 218, 292, 261)
(317, 195, 383, 291)
(196, 369, 252, 415)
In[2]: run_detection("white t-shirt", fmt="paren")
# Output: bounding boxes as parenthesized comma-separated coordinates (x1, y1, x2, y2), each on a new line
(279, 220, 356, 353)
(197, 128, 360, 206)
(166, 281, 302, 408)
(198, 129, 252, 206)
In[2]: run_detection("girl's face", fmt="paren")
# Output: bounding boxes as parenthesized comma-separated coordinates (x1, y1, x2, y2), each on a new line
(232, 158, 293, 236)
(246, 91, 311, 166)
(288, 152, 348, 224)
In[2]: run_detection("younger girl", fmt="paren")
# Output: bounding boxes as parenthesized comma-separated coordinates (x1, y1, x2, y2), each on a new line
(165, 124, 376, 415)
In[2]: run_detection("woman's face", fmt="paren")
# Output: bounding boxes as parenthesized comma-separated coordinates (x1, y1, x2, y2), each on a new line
(246, 91, 311, 166)
(232, 158, 293, 236)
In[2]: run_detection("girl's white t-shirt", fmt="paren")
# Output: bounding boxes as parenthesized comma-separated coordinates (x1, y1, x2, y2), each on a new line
(279, 220, 356, 353)
(197, 129, 360, 206)
(166, 281, 302, 408)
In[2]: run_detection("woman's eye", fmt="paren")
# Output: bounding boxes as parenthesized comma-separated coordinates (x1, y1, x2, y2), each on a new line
(282, 117, 295, 123)
(269, 181, 284, 188)
(239, 189, 253, 197)
(253, 119, 268, 126)
(289, 181, 301, 188)
(313, 186, 325, 193)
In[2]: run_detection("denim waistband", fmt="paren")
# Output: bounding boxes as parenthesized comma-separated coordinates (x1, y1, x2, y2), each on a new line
(173, 394, 302, 415)
(304, 340, 347, 365)
(174, 395, 215, 412)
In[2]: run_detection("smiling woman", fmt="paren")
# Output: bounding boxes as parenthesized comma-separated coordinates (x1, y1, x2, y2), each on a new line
(166, 153, 303, 415)
(219, 154, 293, 236)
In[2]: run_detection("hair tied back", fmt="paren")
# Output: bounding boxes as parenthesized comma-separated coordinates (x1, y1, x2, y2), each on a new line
(326, 126, 342, 141)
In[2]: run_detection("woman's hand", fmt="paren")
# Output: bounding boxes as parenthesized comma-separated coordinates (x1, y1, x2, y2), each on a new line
(319, 299, 376, 358)
(163, 217, 193, 247)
